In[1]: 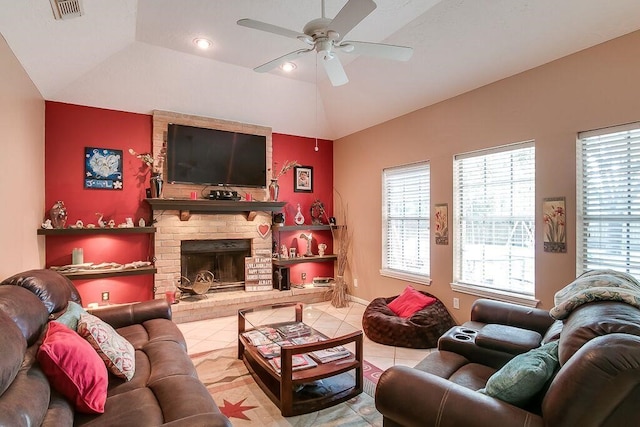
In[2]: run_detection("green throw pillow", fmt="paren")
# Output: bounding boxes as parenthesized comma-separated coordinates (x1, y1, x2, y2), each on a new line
(480, 340, 559, 405)
(53, 301, 87, 331)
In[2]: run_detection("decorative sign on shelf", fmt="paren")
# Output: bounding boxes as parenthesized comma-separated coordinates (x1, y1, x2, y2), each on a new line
(245, 249, 273, 291)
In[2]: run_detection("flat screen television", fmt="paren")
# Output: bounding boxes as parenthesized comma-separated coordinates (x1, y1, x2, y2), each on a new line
(166, 123, 267, 188)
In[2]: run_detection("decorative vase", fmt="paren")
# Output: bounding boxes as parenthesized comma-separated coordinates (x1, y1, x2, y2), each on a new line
(50, 200, 68, 229)
(269, 179, 279, 201)
(294, 203, 305, 225)
(150, 173, 163, 198)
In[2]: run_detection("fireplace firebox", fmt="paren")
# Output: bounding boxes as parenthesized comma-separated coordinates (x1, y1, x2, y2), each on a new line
(180, 239, 251, 293)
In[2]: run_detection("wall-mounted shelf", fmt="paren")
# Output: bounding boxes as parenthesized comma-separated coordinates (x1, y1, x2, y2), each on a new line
(272, 254, 338, 267)
(145, 198, 286, 221)
(56, 266, 157, 280)
(37, 226, 156, 236)
(272, 224, 339, 232)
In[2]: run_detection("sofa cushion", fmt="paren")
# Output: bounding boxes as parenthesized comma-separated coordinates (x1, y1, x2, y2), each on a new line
(78, 313, 136, 381)
(476, 324, 542, 355)
(481, 340, 559, 406)
(388, 286, 437, 318)
(53, 301, 87, 331)
(37, 321, 108, 414)
(0, 285, 49, 346)
(0, 269, 81, 313)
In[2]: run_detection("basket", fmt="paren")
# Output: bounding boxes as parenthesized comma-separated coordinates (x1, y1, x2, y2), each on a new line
(177, 271, 214, 297)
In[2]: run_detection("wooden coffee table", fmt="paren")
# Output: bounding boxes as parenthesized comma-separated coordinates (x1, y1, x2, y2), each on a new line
(238, 302, 363, 417)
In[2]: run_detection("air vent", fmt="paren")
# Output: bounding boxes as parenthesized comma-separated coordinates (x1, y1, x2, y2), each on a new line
(49, 0, 83, 20)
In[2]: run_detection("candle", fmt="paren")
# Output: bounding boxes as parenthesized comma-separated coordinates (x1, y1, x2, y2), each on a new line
(72, 248, 84, 264)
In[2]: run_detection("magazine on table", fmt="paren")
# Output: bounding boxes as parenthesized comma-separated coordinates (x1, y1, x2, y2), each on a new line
(268, 353, 318, 373)
(276, 322, 313, 338)
(289, 335, 326, 345)
(242, 326, 281, 346)
(256, 341, 292, 359)
(309, 345, 352, 363)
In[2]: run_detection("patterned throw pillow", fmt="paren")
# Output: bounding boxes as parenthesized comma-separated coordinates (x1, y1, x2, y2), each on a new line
(77, 313, 136, 381)
(53, 301, 87, 331)
(37, 321, 108, 414)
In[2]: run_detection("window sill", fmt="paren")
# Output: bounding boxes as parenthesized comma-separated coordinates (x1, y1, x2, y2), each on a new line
(450, 282, 539, 307)
(380, 269, 432, 286)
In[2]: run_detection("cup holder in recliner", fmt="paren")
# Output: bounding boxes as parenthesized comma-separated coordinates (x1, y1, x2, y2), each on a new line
(452, 327, 478, 342)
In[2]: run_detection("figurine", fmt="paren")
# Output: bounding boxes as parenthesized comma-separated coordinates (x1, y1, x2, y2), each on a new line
(107, 219, 116, 228)
(41, 219, 53, 229)
(138, 218, 146, 227)
(310, 199, 325, 225)
(125, 217, 134, 228)
(280, 244, 289, 259)
(96, 213, 106, 228)
(318, 243, 327, 257)
(300, 232, 313, 257)
(294, 203, 305, 225)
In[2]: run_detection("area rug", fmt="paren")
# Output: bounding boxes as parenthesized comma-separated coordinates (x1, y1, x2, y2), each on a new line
(191, 347, 383, 426)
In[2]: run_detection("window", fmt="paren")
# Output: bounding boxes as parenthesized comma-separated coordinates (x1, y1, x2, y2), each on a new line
(577, 122, 640, 275)
(381, 162, 430, 284)
(453, 142, 535, 299)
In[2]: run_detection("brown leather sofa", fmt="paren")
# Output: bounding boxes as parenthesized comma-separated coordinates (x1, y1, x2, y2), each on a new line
(375, 298, 640, 427)
(0, 269, 231, 427)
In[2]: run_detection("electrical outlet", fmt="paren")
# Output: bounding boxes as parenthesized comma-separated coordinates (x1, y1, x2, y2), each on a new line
(353, 279, 358, 288)
(453, 297, 460, 309)
(301, 272, 306, 282)
(101, 291, 110, 301)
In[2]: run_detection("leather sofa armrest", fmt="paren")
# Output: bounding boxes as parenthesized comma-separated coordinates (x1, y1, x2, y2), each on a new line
(87, 299, 172, 329)
(375, 366, 543, 427)
(470, 299, 555, 335)
(162, 413, 232, 427)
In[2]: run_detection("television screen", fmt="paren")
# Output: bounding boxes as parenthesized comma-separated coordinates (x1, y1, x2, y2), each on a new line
(166, 123, 267, 188)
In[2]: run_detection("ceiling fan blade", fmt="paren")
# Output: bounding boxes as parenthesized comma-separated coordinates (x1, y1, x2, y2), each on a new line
(328, 0, 377, 41)
(237, 18, 305, 40)
(322, 54, 349, 86)
(340, 41, 413, 61)
(254, 48, 312, 73)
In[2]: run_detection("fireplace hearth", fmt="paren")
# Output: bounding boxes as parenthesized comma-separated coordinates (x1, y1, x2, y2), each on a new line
(181, 239, 251, 293)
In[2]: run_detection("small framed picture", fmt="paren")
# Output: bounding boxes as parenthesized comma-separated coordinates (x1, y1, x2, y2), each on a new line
(435, 203, 449, 245)
(294, 166, 313, 193)
(543, 197, 566, 253)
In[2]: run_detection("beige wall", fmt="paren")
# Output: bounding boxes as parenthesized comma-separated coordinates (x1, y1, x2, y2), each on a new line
(0, 34, 45, 278)
(335, 30, 640, 323)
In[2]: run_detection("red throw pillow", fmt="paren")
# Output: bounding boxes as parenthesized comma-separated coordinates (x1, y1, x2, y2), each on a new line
(387, 286, 437, 318)
(37, 321, 108, 414)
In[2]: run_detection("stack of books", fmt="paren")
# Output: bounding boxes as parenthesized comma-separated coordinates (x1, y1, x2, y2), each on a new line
(255, 341, 292, 359)
(241, 327, 281, 346)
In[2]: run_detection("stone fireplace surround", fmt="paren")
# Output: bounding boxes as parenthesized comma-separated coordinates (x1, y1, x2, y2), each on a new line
(149, 111, 327, 323)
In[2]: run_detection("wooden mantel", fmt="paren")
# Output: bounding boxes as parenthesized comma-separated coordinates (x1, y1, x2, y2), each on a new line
(145, 198, 286, 221)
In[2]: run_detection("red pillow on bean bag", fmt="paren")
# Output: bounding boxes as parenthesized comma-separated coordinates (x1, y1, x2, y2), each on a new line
(387, 286, 437, 318)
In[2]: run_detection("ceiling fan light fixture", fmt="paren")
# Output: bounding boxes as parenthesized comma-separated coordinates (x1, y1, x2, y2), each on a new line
(193, 38, 212, 50)
(280, 62, 297, 72)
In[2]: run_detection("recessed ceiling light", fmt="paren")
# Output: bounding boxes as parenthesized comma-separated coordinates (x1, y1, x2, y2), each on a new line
(193, 38, 212, 49)
(280, 62, 297, 72)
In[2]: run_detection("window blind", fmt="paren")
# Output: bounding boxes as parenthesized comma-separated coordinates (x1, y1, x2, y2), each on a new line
(453, 142, 535, 296)
(382, 162, 430, 278)
(577, 122, 640, 275)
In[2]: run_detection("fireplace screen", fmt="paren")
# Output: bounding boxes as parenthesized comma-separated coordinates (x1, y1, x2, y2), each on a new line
(180, 239, 251, 292)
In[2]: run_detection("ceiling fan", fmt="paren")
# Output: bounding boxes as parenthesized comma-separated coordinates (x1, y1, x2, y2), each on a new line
(237, 0, 413, 86)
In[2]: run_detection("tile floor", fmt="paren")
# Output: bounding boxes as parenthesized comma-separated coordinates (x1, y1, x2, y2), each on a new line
(177, 300, 434, 371)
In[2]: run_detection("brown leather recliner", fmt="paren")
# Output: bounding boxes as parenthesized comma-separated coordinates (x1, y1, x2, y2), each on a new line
(0, 269, 231, 427)
(375, 298, 640, 427)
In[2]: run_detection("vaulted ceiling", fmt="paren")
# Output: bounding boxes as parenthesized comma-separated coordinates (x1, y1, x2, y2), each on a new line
(2, 0, 640, 139)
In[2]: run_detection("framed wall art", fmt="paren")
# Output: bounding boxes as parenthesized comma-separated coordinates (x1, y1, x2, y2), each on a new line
(435, 203, 449, 245)
(543, 197, 566, 253)
(294, 166, 313, 193)
(84, 147, 123, 190)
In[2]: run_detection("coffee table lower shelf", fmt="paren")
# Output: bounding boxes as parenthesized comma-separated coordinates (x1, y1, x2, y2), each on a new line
(239, 331, 363, 416)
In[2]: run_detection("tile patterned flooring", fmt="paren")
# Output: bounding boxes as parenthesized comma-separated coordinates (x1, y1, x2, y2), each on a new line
(177, 300, 434, 371)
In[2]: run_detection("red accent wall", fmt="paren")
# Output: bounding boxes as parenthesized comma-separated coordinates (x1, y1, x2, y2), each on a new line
(45, 102, 154, 305)
(45, 103, 336, 300)
(272, 134, 335, 283)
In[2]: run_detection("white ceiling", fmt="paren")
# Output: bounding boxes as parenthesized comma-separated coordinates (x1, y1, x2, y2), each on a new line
(2, 0, 640, 140)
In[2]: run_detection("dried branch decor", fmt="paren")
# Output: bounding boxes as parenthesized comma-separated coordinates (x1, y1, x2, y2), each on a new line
(325, 191, 352, 308)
